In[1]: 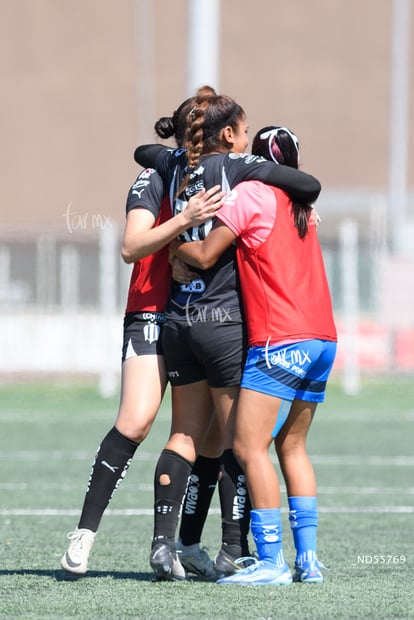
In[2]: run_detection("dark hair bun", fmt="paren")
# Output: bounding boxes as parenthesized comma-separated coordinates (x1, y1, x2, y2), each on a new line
(154, 116, 175, 139)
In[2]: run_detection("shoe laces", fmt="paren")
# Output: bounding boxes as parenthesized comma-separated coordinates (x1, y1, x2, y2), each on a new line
(297, 559, 329, 573)
(233, 556, 259, 571)
(317, 561, 329, 571)
(178, 544, 210, 558)
(66, 529, 94, 549)
(235, 558, 265, 575)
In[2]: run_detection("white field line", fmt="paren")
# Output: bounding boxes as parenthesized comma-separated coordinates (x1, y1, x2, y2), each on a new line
(1, 483, 414, 495)
(308, 455, 414, 466)
(1, 451, 414, 466)
(1, 506, 413, 516)
(0, 482, 153, 492)
(0, 451, 155, 461)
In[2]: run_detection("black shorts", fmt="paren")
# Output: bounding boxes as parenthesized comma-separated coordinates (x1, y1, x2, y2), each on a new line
(122, 312, 166, 362)
(162, 319, 246, 388)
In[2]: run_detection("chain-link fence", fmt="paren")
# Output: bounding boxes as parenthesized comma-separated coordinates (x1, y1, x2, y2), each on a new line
(1, 199, 414, 393)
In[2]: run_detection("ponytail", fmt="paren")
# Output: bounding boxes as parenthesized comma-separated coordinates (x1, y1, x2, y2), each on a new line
(252, 126, 312, 238)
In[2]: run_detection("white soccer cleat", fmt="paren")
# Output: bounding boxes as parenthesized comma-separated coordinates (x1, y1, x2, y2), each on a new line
(176, 540, 216, 579)
(61, 528, 96, 575)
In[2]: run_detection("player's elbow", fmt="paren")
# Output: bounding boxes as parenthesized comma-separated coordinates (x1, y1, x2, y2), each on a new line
(121, 244, 134, 264)
(198, 255, 216, 270)
(134, 144, 162, 168)
(134, 145, 148, 167)
(303, 175, 321, 203)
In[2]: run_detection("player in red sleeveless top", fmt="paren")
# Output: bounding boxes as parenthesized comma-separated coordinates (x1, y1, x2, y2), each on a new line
(135, 88, 322, 582)
(60, 98, 224, 579)
(172, 126, 337, 586)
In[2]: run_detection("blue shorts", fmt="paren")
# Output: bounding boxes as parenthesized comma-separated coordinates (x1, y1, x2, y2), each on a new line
(240, 339, 337, 402)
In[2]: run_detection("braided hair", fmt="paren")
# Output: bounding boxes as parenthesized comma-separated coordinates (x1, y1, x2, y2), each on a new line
(154, 85, 217, 148)
(176, 86, 245, 195)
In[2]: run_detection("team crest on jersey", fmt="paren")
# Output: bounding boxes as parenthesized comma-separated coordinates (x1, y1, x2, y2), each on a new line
(189, 164, 205, 178)
(143, 323, 160, 344)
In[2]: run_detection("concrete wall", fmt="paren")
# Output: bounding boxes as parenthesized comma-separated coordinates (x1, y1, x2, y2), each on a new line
(1, 0, 413, 236)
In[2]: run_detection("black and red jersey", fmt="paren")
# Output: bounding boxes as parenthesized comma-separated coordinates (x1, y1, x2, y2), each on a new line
(133, 145, 321, 323)
(124, 168, 171, 314)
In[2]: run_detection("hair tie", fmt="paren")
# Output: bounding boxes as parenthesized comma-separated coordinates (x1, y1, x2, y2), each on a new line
(259, 127, 299, 165)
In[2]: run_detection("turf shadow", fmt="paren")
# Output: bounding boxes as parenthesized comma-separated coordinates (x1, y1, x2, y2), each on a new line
(0, 569, 153, 581)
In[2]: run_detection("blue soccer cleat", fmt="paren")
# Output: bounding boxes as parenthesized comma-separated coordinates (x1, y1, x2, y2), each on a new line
(293, 559, 326, 584)
(217, 559, 292, 586)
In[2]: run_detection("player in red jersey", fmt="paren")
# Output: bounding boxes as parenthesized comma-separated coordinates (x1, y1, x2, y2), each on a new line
(60, 97, 224, 579)
(171, 126, 337, 585)
(134, 88, 322, 581)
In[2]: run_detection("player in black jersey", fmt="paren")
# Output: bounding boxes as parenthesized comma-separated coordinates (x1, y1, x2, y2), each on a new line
(135, 86, 321, 581)
(60, 95, 225, 581)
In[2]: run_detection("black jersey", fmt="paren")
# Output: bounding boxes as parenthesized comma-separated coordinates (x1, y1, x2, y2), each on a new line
(125, 167, 166, 218)
(124, 167, 172, 315)
(134, 145, 321, 322)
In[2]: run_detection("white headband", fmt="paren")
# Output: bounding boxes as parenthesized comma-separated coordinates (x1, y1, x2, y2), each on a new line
(259, 127, 299, 165)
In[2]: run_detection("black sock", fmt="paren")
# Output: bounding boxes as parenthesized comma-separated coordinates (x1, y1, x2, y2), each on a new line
(178, 455, 221, 546)
(218, 449, 252, 556)
(78, 426, 138, 532)
(153, 449, 193, 549)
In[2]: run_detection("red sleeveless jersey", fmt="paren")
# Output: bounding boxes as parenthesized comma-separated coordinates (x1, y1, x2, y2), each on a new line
(219, 182, 337, 347)
(124, 196, 171, 314)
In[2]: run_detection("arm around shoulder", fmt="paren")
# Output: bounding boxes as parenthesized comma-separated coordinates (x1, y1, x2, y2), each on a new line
(134, 144, 167, 169)
(173, 223, 236, 270)
(266, 165, 321, 204)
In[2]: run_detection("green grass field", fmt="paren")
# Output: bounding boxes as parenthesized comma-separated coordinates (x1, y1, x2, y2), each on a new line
(0, 377, 413, 619)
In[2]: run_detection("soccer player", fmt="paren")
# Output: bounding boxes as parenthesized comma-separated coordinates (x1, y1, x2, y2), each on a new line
(134, 88, 322, 581)
(171, 126, 337, 585)
(60, 97, 224, 579)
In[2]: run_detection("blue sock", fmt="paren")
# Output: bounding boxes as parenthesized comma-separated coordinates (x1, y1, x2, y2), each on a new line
(288, 496, 318, 565)
(250, 509, 285, 567)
